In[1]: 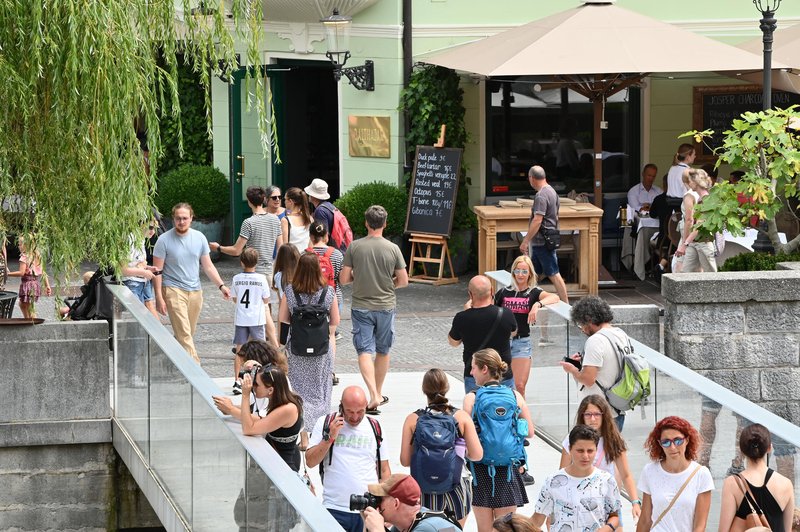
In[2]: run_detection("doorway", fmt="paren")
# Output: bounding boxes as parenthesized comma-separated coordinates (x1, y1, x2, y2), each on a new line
(270, 59, 340, 199)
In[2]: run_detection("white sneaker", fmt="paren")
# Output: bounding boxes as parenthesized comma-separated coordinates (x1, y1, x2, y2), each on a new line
(538, 339, 555, 347)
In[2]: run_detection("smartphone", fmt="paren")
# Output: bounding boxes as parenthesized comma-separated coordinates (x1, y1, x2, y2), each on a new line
(562, 356, 582, 370)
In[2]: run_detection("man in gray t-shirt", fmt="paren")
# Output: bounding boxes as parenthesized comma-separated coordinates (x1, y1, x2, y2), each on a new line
(519, 165, 568, 304)
(340, 205, 408, 413)
(153, 203, 230, 364)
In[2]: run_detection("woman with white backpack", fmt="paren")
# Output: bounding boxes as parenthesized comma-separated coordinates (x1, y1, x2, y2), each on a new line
(399, 368, 483, 528)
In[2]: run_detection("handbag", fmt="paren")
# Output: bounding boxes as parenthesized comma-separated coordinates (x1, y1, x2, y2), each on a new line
(733, 474, 771, 531)
(651, 465, 702, 529)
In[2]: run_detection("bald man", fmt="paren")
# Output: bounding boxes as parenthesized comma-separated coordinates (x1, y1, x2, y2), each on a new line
(306, 386, 391, 532)
(448, 275, 517, 393)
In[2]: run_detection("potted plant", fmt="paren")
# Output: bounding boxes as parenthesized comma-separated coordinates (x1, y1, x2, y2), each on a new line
(400, 65, 476, 275)
(335, 181, 408, 248)
(155, 163, 229, 257)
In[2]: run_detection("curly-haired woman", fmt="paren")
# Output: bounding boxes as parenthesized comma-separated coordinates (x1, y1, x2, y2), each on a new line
(636, 416, 714, 532)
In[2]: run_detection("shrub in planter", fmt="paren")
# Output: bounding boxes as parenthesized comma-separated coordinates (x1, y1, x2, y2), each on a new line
(155, 164, 229, 221)
(719, 251, 800, 272)
(335, 182, 408, 239)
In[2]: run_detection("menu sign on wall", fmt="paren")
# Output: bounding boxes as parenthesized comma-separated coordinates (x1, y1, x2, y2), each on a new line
(404, 146, 462, 237)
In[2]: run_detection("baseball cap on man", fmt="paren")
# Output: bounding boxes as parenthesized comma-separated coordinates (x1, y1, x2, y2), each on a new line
(304, 178, 330, 200)
(367, 474, 421, 506)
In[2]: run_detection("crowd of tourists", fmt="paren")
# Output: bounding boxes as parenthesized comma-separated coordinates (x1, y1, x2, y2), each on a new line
(108, 173, 794, 532)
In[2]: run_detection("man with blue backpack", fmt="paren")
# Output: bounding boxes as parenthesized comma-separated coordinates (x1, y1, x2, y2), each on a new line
(463, 349, 535, 531)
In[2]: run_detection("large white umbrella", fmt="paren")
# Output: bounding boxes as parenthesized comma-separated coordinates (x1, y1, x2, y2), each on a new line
(736, 22, 800, 94)
(423, 0, 786, 205)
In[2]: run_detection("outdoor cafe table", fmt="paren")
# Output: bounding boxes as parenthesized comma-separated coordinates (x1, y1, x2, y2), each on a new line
(473, 203, 603, 296)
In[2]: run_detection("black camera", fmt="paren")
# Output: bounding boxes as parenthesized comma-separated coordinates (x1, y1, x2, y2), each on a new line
(238, 364, 261, 380)
(349, 492, 381, 511)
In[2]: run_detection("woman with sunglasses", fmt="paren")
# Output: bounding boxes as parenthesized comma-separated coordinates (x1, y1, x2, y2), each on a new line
(493, 255, 559, 399)
(239, 364, 304, 472)
(637, 416, 714, 532)
(281, 187, 313, 253)
(560, 395, 641, 527)
(266, 185, 287, 259)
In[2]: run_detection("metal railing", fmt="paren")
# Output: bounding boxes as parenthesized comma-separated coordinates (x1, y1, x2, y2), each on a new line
(109, 285, 341, 531)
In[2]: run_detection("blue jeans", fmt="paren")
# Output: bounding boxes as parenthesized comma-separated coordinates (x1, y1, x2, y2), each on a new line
(123, 279, 154, 303)
(530, 245, 560, 277)
(464, 375, 515, 394)
(510, 336, 532, 359)
(327, 508, 363, 532)
(614, 413, 625, 432)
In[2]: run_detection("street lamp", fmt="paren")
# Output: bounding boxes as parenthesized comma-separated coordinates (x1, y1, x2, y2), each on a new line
(754, 0, 781, 110)
(752, 0, 781, 253)
(320, 9, 375, 91)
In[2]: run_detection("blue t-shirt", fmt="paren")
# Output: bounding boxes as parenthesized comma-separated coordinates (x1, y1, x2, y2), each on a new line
(153, 228, 210, 291)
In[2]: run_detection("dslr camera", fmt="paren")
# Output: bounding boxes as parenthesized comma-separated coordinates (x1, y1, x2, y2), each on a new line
(238, 364, 261, 381)
(349, 492, 381, 511)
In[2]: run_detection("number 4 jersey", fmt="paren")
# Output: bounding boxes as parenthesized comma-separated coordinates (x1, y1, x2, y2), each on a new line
(230, 271, 271, 327)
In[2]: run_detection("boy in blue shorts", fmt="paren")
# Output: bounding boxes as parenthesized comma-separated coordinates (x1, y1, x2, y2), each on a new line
(230, 248, 277, 394)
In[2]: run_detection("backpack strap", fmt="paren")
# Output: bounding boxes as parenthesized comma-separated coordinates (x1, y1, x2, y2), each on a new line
(323, 246, 334, 260)
(315, 286, 328, 305)
(594, 328, 631, 391)
(475, 307, 504, 352)
(319, 412, 338, 483)
(367, 417, 384, 480)
(412, 510, 463, 531)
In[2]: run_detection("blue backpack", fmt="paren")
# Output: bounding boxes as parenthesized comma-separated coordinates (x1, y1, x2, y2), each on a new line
(470, 384, 527, 495)
(411, 408, 463, 495)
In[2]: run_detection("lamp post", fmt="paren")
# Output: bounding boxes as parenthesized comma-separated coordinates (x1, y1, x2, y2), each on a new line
(755, 0, 781, 110)
(320, 9, 375, 91)
(752, 0, 781, 253)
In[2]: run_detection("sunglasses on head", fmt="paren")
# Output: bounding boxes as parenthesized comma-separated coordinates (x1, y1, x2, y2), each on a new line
(251, 364, 275, 388)
(659, 437, 686, 448)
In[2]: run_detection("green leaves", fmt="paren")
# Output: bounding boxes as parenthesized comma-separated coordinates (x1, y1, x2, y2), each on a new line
(334, 183, 408, 238)
(685, 106, 800, 253)
(0, 0, 269, 281)
(156, 164, 230, 221)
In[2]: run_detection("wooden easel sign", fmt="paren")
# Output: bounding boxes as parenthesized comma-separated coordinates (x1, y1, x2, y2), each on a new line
(404, 126, 463, 285)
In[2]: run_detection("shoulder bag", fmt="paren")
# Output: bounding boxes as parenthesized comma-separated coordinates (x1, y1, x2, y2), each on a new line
(651, 464, 702, 529)
(733, 474, 771, 531)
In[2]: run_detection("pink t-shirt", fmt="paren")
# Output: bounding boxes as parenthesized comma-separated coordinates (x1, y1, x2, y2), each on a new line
(20, 253, 43, 276)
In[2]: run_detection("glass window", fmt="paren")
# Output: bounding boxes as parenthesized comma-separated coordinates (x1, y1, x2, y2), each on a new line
(486, 80, 641, 197)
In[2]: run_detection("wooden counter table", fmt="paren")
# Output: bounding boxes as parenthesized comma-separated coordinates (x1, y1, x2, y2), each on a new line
(474, 203, 603, 296)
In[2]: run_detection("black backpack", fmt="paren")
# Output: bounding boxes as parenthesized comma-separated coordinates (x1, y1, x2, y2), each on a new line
(68, 269, 116, 321)
(288, 286, 329, 357)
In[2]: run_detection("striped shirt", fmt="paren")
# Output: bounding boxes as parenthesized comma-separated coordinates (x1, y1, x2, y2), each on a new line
(240, 213, 281, 276)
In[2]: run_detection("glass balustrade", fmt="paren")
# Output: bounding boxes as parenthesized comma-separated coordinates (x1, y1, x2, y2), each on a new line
(109, 285, 341, 531)
(527, 301, 800, 531)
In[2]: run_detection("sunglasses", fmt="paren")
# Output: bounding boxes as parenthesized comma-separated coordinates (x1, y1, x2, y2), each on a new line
(512, 269, 530, 275)
(659, 437, 686, 448)
(148, 225, 155, 230)
(270, 195, 281, 200)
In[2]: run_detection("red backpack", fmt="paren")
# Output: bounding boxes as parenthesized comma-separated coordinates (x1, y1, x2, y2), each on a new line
(319, 204, 353, 254)
(308, 246, 336, 287)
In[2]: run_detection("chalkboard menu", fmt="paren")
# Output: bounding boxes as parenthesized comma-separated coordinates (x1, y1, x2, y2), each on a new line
(693, 85, 800, 162)
(405, 146, 463, 236)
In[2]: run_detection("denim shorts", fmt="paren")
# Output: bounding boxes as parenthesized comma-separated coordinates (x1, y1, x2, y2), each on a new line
(233, 324, 265, 346)
(464, 375, 515, 394)
(123, 279, 154, 303)
(510, 336, 532, 359)
(530, 245, 560, 277)
(351, 308, 395, 355)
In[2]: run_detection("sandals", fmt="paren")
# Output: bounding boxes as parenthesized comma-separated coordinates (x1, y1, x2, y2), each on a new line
(366, 406, 381, 416)
(379, 395, 389, 406)
(332, 372, 339, 386)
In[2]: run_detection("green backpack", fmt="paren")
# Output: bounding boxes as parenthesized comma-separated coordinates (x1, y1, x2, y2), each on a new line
(595, 328, 650, 413)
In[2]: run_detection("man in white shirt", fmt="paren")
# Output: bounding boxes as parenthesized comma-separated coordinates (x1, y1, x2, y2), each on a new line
(626, 164, 663, 280)
(306, 386, 391, 532)
(560, 296, 632, 432)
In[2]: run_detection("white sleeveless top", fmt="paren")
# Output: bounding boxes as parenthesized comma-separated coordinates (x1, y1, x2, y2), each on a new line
(286, 214, 310, 252)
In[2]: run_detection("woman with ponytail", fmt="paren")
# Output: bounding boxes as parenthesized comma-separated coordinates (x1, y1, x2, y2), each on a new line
(718, 423, 795, 531)
(399, 368, 483, 527)
(281, 187, 313, 252)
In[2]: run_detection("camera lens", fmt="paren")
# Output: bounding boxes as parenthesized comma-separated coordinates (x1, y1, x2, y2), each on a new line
(349, 494, 368, 512)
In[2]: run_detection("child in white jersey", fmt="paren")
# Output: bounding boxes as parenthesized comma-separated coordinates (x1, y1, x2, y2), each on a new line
(230, 248, 277, 394)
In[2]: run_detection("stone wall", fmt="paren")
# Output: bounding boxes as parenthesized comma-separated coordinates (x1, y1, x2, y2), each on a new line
(661, 267, 800, 424)
(610, 304, 661, 351)
(0, 321, 159, 531)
